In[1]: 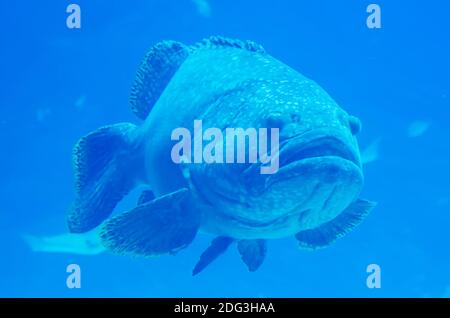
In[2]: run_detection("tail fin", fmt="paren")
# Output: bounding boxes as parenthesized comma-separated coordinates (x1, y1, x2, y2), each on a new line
(68, 123, 143, 233)
(22, 230, 105, 255)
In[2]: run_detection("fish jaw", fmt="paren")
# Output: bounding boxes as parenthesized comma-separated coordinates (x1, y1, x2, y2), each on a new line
(256, 127, 363, 228)
(198, 154, 363, 240)
(196, 128, 364, 238)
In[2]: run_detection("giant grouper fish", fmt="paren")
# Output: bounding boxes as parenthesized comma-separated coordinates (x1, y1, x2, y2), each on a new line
(26, 36, 376, 275)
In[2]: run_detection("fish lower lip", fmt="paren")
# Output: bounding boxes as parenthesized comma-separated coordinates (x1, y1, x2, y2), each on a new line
(280, 136, 359, 167)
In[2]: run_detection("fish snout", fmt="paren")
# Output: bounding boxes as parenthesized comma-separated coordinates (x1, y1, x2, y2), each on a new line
(265, 112, 304, 141)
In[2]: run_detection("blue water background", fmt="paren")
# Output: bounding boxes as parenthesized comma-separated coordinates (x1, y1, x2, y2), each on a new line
(0, 0, 449, 297)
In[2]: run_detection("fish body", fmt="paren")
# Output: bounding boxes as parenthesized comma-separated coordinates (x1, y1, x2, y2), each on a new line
(65, 37, 375, 274)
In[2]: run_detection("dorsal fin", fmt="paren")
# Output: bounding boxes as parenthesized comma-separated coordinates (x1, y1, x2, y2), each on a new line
(191, 36, 266, 54)
(129, 40, 190, 120)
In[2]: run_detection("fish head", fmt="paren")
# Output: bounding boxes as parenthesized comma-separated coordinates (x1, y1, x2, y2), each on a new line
(239, 80, 365, 228)
(188, 79, 364, 231)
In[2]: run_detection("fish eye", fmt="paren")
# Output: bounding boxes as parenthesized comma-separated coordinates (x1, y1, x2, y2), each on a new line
(348, 115, 362, 135)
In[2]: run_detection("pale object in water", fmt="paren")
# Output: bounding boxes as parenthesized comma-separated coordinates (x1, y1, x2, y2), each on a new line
(407, 120, 430, 138)
(192, 0, 211, 17)
(361, 138, 381, 165)
(22, 230, 105, 255)
(74, 95, 87, 109)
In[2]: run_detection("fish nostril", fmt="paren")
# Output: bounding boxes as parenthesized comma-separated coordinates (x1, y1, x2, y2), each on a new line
(348, 115, 362, 135)
(290, 113, 301, 123)
(266, 113, 286, 129)
(266, 113, 301, 129)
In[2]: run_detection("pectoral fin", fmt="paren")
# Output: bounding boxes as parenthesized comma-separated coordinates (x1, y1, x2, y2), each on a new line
(296, 198, 376, 250)
(100, 188, 200, 256)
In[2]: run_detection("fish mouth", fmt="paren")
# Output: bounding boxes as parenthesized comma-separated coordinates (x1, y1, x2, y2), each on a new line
(279, 130, 360, 170)
(242, 129, 361, 181)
